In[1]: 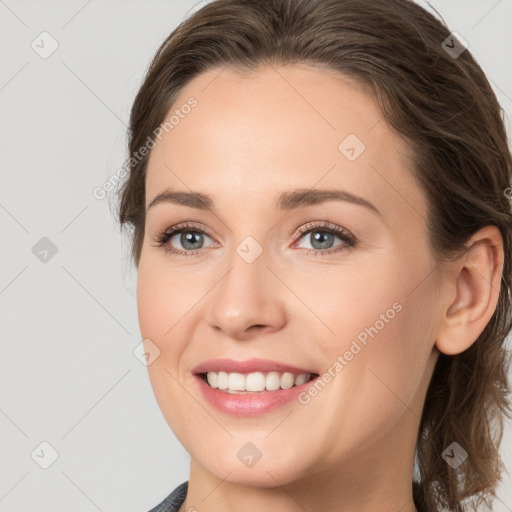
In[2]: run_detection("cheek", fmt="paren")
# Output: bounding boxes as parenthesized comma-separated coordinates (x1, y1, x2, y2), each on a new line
(344, 277, 437, 417)
(315, 252, 437, 411)
(136, 264, 167, 340)
(136, 258, 199, 345)
(135, 260, 190, 400)
(306, 293, 436, 460)
(136, 257, 211, 392)
(136, 262, 195, 436)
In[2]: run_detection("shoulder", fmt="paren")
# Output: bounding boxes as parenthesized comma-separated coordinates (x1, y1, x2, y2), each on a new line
(147, 481, 188, 512)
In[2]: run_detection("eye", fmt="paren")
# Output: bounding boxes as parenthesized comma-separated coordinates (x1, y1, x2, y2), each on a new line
(153, 222, 217, 256)
(293, 221, 357, 255)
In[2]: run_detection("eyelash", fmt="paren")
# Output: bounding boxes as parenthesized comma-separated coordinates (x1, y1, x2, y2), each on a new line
(152, 221, 358, 257)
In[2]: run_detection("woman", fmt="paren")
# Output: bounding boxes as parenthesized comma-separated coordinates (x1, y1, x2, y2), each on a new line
(116, 0, 512, 510)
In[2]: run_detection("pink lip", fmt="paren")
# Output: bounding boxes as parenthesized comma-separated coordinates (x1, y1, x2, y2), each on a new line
(191, 358, 317, 375)
(190, 358, 320, 417)
(193, 373, 319, 416)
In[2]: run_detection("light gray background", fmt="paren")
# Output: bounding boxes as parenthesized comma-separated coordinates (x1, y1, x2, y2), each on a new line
(1, 1, 511, 511)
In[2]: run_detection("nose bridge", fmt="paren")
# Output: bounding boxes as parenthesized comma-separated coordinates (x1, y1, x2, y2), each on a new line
(206, 237, 286, 338)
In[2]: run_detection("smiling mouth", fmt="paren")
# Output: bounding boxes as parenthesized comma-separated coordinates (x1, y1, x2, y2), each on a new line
(198, 371, 320, 393)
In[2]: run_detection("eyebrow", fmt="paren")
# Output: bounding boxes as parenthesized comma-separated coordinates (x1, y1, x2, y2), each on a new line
(146, 188, 381, 216)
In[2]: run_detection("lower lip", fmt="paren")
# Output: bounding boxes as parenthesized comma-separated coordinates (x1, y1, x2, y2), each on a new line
(193, 374, 318, 416)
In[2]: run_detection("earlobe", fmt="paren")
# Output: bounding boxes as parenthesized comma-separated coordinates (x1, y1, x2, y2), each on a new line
(435, 226, 504, 356)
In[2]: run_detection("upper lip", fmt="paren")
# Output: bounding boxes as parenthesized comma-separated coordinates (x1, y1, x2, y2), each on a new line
(191, 358, 318, 375)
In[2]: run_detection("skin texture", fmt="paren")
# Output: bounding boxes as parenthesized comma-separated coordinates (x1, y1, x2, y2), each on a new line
(137, 63, 504, 512)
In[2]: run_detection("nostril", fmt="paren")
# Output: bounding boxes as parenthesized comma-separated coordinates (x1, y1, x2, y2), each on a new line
(249, 325, 266, 331)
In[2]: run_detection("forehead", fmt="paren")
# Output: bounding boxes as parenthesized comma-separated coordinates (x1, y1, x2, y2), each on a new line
(145, 63, 426, 224)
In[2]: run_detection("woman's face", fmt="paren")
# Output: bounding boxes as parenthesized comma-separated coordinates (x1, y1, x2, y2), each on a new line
(137, 63, 441, 487)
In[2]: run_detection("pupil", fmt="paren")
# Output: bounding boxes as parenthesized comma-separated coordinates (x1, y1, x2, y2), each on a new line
(181, 231, 203, 250)
(311, 230, 333, 250)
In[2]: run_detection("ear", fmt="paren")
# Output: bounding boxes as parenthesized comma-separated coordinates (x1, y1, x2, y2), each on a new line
(435, 225, 505, 356)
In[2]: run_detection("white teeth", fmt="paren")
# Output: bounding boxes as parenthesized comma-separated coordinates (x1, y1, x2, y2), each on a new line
(294, 373, 307, 386)
(206, 371, 218, 389)
(217, 371, 229, 390)
(205, 371, 313, 392)
(266, 371, 281, 391)
(281, 372, 295, 389)
(228, 372, 245, 391)
(246, 372, 266, 391)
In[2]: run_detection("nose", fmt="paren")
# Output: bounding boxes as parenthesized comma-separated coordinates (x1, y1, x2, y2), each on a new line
(205, 248, 287, 341)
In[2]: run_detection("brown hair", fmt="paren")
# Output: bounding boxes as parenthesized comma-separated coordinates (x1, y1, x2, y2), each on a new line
(116, 0, 512, 510)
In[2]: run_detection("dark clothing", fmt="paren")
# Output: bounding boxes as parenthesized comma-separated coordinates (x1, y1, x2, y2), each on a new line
(147, 481, 188, 512)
